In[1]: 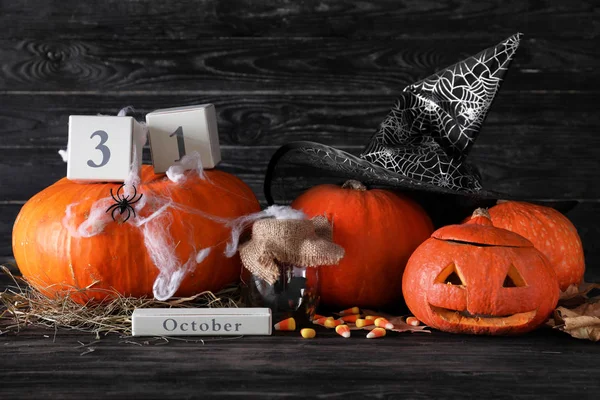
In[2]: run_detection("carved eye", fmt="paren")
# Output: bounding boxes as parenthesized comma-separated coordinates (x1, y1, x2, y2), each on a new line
(435, 263, 465, 286)
(503, 264, 528, 288)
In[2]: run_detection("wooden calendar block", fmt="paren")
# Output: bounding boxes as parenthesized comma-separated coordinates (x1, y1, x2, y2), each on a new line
(67, 116, 144, 182)
(146, 104, 221, 173)
(131, 308, 272, 336)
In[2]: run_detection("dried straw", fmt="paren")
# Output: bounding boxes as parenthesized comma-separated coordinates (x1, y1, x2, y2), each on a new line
(0, 265, 243, 339)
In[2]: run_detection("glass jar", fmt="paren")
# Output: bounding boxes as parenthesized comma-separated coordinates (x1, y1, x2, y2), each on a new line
(249, 261, 320, 322)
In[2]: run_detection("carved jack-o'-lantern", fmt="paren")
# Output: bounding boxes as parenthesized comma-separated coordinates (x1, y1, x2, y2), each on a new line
(402, 209, 559, 335)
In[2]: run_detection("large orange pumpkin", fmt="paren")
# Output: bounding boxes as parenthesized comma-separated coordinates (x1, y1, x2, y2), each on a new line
(485, 201, 585, 292)
(403, 209, 559, 335)
(12, 165, 260, 302)
(291, 180, 434, 309)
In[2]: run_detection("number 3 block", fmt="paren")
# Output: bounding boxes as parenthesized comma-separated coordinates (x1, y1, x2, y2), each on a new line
(67, 116, 144, 182)
(146, 104, 221, 173)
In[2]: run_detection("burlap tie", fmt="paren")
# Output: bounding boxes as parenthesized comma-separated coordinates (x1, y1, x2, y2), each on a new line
(239, 215, 345, 285)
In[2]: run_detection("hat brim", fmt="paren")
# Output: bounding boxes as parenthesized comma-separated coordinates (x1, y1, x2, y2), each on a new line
(264, 141, 578, 225)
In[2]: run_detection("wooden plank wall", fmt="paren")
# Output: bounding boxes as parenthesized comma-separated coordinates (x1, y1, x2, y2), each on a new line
(1, 0, 599, 279)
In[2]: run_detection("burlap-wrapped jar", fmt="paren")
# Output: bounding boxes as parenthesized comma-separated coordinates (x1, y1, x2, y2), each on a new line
(240, 215, 344, 316)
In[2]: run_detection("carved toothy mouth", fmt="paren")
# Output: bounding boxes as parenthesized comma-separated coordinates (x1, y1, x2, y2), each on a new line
(429, 305, 537, 327)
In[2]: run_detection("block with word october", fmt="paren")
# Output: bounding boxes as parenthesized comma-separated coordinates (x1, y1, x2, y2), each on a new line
(67, 116, 145, 182)
(131, 308, 272, 336)
(146, 104, 221, 173)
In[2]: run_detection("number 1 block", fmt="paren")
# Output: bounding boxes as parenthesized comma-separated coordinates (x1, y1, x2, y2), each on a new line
(146, 104, 221, 173)
(67, 116, 144, 182)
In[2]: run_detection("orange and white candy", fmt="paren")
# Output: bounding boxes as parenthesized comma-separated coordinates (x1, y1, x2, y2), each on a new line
(406, 316, 421, 326)
(335, 324, 351, 338)
(324, 319, 343, 328)
(274, 317, 296, 331)
(366, 327, 387, 339)
(338, 314, 361, 323)
(365, 315, 382, 321)
(300, 328, 316, 339)
(312, 314, 331, 321)
(339, 306, 360, 316)
(355, 318, 375, 328)
(313, 316, 334, 326)
(374, 317, 394, 330)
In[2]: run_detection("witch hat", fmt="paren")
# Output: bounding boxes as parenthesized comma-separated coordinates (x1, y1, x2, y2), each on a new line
(264, 34, 576, 223)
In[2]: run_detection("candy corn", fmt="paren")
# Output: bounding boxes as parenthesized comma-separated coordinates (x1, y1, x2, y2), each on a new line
(338, 314, 361, 323)
(313, 316, 334, 326)
(312, 314, 332, 321)
(274, 317, 296, 331)
(324, 319, 343, 328)
(365, 315, 382, 321)
(300, 328, 316, 339)
(366, 327, 386, 339)
(406, 316, 421, 326)
(335, 324, 351, 338)
(355, 318, 375, 328)
(339, 306, 360, 316)
(374, 317, 394, 330)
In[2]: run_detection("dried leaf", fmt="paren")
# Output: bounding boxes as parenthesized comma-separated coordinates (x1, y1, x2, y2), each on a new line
(357, 310, 431, 334)
(384, 316, 431, 333)
(558, 282, 600, 308)
(551, 280, 600, 341)
(553, 301, 600, 341)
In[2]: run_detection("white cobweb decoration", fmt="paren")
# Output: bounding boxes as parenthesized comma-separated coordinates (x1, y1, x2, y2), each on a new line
(59, 108, 268, 301)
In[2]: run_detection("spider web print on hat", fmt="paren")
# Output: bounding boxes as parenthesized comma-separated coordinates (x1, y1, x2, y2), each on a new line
(265, 33, 523, 205)
(360, 33, 522, 189)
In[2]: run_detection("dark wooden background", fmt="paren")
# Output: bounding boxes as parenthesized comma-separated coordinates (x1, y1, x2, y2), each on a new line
(1, 2, 600, 398)
(2, 0, 600, 280)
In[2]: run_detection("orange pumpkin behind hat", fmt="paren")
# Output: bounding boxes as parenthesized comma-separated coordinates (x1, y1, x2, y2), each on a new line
(292, 180, 434, 309)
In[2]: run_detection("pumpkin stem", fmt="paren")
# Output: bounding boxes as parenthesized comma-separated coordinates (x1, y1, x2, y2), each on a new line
(468, 208, 494, 226)
(341, 180, 367, 191)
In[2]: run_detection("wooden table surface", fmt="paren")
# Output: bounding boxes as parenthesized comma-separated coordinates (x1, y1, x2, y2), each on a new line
(2, 318, 598, 399)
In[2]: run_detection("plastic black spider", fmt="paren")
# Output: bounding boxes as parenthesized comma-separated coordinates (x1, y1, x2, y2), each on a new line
(106, 184, 143, 223)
